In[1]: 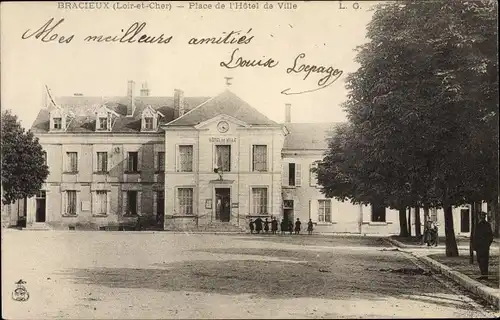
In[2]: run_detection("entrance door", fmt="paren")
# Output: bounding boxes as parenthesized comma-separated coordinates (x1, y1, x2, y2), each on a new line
(460, 208, 470, 232)
(283, 200, 294, 231)
(35, 191, 46, 222)
(215, 188, 231, 222)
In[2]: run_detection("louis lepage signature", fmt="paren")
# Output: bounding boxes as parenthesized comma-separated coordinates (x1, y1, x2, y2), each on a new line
(21, 18, 344, 95)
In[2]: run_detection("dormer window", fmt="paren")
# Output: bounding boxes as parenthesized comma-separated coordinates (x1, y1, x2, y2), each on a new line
(49, 108, 69, 132)
(98, 117, 108, 130)
(141, 105, 163, 132)
(144, 117, 154, 130)
(53, 117, 62, 130)
(94, 105, 119, 132)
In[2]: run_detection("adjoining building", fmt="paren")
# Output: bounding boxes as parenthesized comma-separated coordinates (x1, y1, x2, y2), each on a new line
(3, 81, 478, 236)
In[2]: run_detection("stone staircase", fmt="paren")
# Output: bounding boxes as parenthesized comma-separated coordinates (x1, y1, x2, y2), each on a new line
(24, 223, 51, 230)
(193, 222, 247, 233)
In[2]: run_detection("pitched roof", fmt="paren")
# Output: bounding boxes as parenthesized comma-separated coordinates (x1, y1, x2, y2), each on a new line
(166, 89, 278, 126)
(283, 122, 342, 150)
(30, 96, 210, 133)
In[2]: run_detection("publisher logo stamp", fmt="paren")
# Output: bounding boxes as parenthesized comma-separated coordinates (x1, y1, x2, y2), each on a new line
(12, 279, 30, 302)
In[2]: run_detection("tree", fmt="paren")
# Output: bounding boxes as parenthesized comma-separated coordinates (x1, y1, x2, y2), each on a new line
(1, 110, 49, 204)
(316, 0, 497, 256)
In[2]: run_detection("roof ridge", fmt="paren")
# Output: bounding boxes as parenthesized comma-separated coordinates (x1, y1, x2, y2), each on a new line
(163, 91, 222, 126)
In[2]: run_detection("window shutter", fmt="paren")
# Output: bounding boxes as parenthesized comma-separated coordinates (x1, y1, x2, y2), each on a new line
(154, 152, 158, 171)
(122, 191, 127, 214)
(138, 150, 142, 172)
(107, 116, 112, 131)
(295, 163, 302, 187)
(250, 144, 254, 171)
(137, 191, 142, 215)
(153, 191, 157, 215)
(93, 153, 98, 173)
(310, 199, 319, 222)
(310, 163, 318, 187)
(282, 163, 289, 186)
(92, 191, 96, 215)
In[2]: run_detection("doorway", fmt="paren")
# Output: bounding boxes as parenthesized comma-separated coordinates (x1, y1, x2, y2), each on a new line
(460, 208, 470, 232)
(215, 188, 231, 222)
(35, 191, 46, 222)
(283, 200, 294, 231)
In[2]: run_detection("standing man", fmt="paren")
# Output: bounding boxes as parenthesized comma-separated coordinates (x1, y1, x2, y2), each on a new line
(473, 211, 494, 279)
(294, 218, 302, 235)
(271, 217, 278, 235)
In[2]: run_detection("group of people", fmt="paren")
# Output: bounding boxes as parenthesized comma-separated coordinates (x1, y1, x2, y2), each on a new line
(249, 217, 314, 235)
(422, 220, 439, 246)
(421, 212, 494, 280)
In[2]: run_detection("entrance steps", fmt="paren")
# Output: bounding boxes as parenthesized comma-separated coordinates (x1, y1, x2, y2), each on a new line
(193, 222, 247, 233)
(24, 223, 51, 230)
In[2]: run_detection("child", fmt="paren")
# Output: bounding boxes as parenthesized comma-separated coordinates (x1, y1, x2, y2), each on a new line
(249, 219, 255, 234)
(307, 219, 313, 235)
(288, 220, 294, 235)
(264, 218, 270, 233)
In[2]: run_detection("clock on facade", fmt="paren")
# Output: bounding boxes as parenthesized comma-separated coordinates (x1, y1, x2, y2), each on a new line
(217, 121, 229, 133)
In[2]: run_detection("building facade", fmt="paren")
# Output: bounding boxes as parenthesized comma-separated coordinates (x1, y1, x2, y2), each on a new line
(7, 81, 478, 235)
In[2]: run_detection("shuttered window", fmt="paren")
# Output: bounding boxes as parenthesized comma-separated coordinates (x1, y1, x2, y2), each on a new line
(97, 152, 108, 172)
(95, 191, 107, 215)
(178, 188, 193, 215)
(179, 146, 193, 172)
(252, 145, 267, 172)
(66, 152, 78, 172)
(157, 152, 165, 172)
(252, 188, 268, 215)
(65, 191, 77, 215)
(215, 145, 231, 172)
(318, 200, 331, 222)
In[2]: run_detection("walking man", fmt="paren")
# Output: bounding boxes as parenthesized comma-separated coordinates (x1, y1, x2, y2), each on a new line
(473, 211, 494, 279)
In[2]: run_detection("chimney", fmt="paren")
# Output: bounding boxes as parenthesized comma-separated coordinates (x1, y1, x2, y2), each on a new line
(127, 80, 136, 116)
(140, 82, 150, 97)
(285, 103, 291, 123)
(173, 89, 185, 118)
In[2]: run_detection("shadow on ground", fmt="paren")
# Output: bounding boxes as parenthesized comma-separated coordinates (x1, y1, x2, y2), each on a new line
(57, 246, 476, 311)
(232, 235, 390, 247)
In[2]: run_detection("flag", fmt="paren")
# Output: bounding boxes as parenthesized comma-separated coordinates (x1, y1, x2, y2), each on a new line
(214, 149, 219, 173)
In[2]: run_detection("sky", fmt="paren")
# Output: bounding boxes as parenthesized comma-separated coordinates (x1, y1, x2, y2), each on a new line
(1, 1, 378, 129)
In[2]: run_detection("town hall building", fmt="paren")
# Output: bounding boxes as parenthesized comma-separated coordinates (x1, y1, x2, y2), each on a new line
(2, 80, 478, 236)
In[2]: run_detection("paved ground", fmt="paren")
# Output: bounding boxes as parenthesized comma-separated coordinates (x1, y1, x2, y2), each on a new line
(428, 253, 499, 289)
(2, 230, 498, 319)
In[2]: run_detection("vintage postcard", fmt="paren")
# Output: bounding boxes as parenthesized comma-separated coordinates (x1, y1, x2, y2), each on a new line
(1, 0, 498, 319)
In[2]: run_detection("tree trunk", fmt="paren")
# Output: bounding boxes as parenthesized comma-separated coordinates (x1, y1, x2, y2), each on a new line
(415, 206, 421, 237)
(444, 205, 459, 257)
(470, 203, 476, 264)
(423, 206, 430, 223)
(399, 208, 409, 237)
(407, 207, 412, 237)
